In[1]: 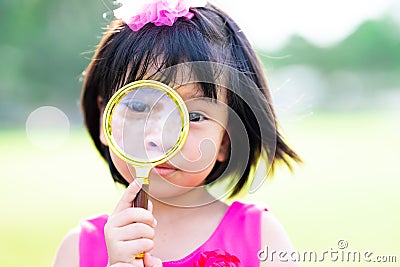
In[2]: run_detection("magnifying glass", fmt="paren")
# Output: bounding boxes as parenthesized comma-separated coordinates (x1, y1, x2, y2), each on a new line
(102, 80, 189, 257)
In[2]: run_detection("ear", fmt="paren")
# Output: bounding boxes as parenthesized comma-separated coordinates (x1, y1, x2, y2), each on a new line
(216, 131, 230, 162)
(97, 96, 108, 146)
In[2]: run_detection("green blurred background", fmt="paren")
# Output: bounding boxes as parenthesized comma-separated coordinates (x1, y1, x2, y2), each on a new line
(0, 0, 399, 266)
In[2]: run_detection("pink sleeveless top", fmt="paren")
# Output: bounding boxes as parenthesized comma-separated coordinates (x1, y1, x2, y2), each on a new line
(79, 201, 266, 267)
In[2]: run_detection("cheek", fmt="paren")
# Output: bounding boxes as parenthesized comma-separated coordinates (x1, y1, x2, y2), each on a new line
(172, 130, 220, 172)
(181, 133, 206, 160)
(109, 151, 135, 183)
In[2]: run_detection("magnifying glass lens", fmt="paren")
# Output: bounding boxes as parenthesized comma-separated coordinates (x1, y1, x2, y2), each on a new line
(110, 87, 183, 163)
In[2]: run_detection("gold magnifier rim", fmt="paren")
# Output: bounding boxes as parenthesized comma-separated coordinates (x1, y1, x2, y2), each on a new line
(102, 80, 189, 166)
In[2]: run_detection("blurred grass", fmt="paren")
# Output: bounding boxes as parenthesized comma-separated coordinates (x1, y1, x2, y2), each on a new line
(1, 112, 399, 266)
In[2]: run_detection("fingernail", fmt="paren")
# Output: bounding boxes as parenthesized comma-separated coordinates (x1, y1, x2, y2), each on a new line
(153, 218, 157, 227)
(129, 181, 137, 188)
(134, 178, 143, 187)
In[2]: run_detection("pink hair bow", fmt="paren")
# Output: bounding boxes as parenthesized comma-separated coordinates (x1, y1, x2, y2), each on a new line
(114, 0, 207, 31)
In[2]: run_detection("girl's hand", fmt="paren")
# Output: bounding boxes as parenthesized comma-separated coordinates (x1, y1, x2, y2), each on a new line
(108, 253, 162, 267)
(105, 182, 159, 266)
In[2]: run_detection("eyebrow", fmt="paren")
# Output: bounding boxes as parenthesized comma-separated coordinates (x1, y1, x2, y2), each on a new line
(187, 96, 222, 107)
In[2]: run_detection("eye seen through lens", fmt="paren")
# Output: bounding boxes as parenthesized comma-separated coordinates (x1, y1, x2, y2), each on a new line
(104, 81, 189, 166)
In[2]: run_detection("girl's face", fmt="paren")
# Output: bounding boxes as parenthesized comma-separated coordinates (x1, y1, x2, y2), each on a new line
(100, 83, 230, 201)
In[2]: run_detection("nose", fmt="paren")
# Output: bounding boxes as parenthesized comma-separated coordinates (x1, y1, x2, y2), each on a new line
(142, 131, 163, 161)
(143, 111, 179, 156)
(144, 122, 173, 153)
(145, 135, 162, 151)
(144, 119, 162, 149)
(144, 129, 176, 155)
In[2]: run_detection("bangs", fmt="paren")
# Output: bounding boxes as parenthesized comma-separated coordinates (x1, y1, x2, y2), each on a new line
(98, 17, 227, 104)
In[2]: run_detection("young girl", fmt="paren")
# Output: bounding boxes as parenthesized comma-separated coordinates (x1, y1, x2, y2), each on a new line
(54, 1, 301, 266)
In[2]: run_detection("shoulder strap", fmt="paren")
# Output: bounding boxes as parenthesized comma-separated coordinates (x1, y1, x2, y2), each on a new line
(79, 215, 109, 267)
(202, 201, 267, 266)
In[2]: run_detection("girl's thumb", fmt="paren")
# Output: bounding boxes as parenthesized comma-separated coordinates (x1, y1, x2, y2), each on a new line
(144, 253, 162, 267)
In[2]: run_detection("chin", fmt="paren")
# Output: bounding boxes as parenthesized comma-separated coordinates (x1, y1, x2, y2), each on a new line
(147, 174, 199, 201)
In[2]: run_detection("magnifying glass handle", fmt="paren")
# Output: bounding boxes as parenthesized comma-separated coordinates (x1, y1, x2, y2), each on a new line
(133, 184, 149, 209)
(133, 178, 149, 259)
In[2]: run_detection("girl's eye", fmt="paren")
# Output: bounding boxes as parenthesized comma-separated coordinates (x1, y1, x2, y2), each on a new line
(125, 101, 150, 112)
(189, 112, 207, 122)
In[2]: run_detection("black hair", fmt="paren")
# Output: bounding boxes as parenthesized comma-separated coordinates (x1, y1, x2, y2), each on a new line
(81, 3, 301, 197)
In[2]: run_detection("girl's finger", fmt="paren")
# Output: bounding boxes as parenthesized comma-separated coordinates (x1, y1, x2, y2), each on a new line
(109, 263, 136, 267)
(144, 253, 163, 267)
(109, 207, 156, 227)
(116, 223, 155, 241)
(113, 182, 141, 213)
(121, 239, 155, 257)
(129, 259, 145, 267)
(108, 239, 154, 264)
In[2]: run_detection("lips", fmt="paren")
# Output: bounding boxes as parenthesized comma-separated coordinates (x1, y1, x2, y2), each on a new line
(153, 163, 177, 177)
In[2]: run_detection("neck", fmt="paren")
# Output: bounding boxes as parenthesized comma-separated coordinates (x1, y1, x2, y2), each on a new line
(149, 187, 220, 220)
